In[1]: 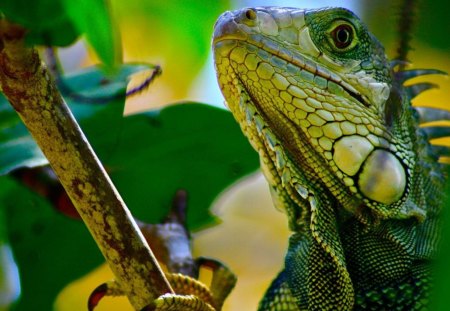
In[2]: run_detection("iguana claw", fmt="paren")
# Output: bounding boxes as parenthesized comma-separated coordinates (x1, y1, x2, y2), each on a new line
(87, 281, 122, 311)
(87, 283, 107, 311)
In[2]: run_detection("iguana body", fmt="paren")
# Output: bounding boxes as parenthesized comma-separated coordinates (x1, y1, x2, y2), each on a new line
(213, 7, 447, 310)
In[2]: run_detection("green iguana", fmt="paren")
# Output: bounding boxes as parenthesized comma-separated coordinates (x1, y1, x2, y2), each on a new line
(212, 6, 447, 310)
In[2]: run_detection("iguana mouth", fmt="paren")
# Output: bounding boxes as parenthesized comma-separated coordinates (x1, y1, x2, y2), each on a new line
(214, 36, 371, 108)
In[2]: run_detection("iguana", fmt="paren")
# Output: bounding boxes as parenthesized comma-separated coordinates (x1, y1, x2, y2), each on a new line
(212, 6, 448, 310)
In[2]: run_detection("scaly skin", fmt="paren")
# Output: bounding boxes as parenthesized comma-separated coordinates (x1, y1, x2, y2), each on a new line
(213, 7, 446, 310)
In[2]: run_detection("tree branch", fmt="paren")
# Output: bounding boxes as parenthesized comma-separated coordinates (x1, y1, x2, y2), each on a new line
(0, 19, 173, 310)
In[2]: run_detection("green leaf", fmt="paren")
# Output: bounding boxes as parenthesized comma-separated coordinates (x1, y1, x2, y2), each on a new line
(0, 63, 149, 175)
(63, 0, 121, 69)
(431, 166, 450, 310)
(0, 177, 103, 311)
(415, 0, 450, 51)
(103, 103, 259, 229)
(61, 63, 148, 101)
(0, 97, 47, 175)
(0, 0, 120, 61)
(112, 0, 230, 87)
(0, 0, 79, 47)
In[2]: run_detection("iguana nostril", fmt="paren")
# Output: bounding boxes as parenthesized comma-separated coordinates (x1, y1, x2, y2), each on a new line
(245, 9, 257, 20)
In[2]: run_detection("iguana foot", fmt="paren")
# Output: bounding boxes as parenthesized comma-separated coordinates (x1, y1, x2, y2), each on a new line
(142, 293, 215, 311)
(88, 257, 236, 311)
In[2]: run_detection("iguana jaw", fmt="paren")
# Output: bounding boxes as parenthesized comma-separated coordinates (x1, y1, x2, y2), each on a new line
(213, 7, 419, 223)
(214, 29, 373, 110)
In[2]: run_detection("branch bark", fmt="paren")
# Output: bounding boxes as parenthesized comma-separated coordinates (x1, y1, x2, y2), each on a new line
(0, 19, 173, 310)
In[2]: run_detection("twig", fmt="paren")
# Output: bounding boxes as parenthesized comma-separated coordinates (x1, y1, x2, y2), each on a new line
(45, 47, 162, 104)
(139, 190, 198, 278)
(0, 19, 172, 310)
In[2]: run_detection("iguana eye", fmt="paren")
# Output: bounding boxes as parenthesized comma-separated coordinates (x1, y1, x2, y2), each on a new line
(330, 22, 356, 50)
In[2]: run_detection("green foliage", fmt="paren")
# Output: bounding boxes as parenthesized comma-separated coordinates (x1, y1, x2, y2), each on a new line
(0, 64, 258, 309)
(63, 0, 121, 69)
(113, 0, 227, 59)
(105, 103, 259, 228)
(0, 0, 78, 46)
(365, 0, 449, 55)
(0, 0, 119, 69)
(0, 177, 102, 311)
(0, 102, 47, 175)
(431, 166, 450, 311)
(112, 0, 229, 81)
(415, 0, 450, 51)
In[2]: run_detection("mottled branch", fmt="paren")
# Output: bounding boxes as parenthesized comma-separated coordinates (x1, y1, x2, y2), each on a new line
(0, 19, 172, 310)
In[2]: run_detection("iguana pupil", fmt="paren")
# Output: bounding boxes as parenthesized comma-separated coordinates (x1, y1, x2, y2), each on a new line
(332, 24, 353, 48)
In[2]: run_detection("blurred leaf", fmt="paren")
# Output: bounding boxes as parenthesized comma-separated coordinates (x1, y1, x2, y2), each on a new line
(0, 0, 120, 60)
(365, 0, 450, 56)
(0, 98, 47, 175)
(62, 0, 121, 70)
(114, 0, 227, 63)
(62, 63, 151, 102)
(0, 63, 150, 176)
(414, 0, 450, 51)
(112, 0, 230, 110)
(0, 177, 102, 311)
(0, 0, 79, 46)
(104, 103, 259, 229)
(431, 166, 450, 311)
(0, 101, 259, 309)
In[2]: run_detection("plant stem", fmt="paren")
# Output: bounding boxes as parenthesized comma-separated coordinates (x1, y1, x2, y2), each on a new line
(0, 20, 173, 310)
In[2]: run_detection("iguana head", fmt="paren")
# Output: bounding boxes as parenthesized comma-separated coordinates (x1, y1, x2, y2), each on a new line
(213, 7, 430, 226)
